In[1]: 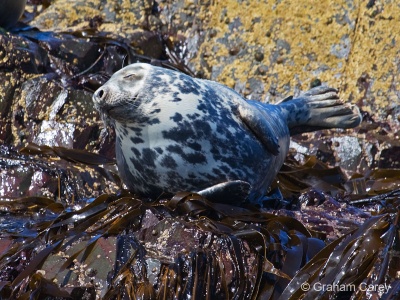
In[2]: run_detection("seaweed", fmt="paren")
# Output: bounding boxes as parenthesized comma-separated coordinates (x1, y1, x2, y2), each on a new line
(0, 145, 398, 299)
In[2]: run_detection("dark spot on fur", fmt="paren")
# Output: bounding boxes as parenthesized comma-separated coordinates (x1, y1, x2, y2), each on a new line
(129, 126, 142, 136)
(166, 145, 207, 164)
(162, 125, 193, 142)
(142, 148, 158, 168)
(187, 113, 201, 120)
(154, 147, 163, 154)
(166, 144, 184, 155)
(184, 152, 207, 164)
(212, 168, 225, 177)
(176, 74, 201, 95)
(220, 165, 231, 174)
(197, 103, 207, 113)
(171, 92, 183, 102)
(130, 157, 144, 173)
(130, 136, 144, 144)
(193, 119, 212, 136)
(148, 118, 160, 125)
(120, 126, 129, 137)
(160, 155, 178, 169)
(170, 113, 183, 122)
(150, 108, 161, 114)
(131, 147, 141, 157)
(188, 142, 202, 151)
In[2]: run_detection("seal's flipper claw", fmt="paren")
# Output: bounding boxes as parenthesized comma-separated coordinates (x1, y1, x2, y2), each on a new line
(300, 85, 338, 97)
(198, 180, 251, 204)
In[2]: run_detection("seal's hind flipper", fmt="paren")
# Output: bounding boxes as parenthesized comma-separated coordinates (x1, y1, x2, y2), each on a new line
(278, 85, 362, 135)
(237, 103, 280, 155)
(198, 180, 251, 204)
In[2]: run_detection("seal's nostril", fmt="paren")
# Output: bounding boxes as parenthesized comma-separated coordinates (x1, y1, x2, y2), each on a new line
(97, 89, 104, 99)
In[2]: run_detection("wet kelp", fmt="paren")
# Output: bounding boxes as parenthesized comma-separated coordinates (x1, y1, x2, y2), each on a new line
(0, 145, 399, 299)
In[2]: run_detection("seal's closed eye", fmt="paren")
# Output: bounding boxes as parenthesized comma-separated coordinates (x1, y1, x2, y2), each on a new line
(123, 73, 140, 79)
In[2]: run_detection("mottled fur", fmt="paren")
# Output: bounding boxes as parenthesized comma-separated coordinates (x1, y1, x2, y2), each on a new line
(93, 63, 361, 203)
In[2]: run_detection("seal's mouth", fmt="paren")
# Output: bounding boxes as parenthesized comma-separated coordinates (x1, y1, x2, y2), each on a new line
(97, 94, 139, 122)
(105, 103, 127, 116)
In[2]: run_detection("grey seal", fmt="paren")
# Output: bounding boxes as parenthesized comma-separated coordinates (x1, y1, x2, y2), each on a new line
(93, 63, 361, 204)
(0, 0, 26, 29)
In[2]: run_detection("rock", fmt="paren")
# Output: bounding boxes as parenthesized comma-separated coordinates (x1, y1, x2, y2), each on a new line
(331, 136, 362, 170)
(0, 144, 120, 202)
(379, 146, 400, 169)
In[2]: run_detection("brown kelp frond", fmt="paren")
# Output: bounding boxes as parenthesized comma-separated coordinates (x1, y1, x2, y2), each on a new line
(0, 149, 399, 299)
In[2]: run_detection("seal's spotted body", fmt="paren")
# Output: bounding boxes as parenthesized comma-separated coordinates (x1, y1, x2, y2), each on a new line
(93, 63, 361, 203)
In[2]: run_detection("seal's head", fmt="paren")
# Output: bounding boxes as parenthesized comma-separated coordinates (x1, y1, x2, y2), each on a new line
(93, 63, 150, 124)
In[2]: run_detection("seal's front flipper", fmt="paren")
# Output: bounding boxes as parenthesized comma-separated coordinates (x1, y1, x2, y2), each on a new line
(237, 103, 280, 155)
(198, 180, 251, 204)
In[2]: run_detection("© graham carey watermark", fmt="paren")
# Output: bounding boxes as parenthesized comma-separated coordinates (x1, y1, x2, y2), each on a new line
(300, 282, 391, 294)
